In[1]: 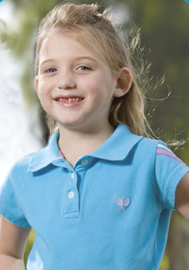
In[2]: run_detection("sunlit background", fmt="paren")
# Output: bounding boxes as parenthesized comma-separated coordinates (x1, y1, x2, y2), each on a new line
(0, 0, 43, 182)
(0, 0, 189, 269)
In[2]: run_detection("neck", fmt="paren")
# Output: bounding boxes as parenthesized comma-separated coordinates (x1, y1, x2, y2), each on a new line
(58, 124, 114, 166)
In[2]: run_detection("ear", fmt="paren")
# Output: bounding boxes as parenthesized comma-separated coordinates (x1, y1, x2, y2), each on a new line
(34, 76, 39, 94)
(114, 68, 132, 98)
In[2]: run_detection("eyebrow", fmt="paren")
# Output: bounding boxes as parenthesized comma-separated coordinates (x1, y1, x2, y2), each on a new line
(39, 56, 98, 66)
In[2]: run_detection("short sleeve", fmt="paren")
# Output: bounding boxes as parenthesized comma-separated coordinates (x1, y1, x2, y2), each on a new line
(155, 142, 189, 210)
(0, 165, 31, 228)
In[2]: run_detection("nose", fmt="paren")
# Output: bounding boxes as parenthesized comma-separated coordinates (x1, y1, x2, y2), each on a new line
(57, 71, 76, 90)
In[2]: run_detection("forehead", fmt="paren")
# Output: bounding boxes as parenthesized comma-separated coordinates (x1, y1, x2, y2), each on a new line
(38, 30, 106, 64)
(41, 34, 86, 57)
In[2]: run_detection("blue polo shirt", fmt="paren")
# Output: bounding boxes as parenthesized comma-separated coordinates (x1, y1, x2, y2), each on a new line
(0, 124, 188, 270)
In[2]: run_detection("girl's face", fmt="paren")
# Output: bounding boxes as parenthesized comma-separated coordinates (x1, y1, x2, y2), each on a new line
(35, 32, 119, 133)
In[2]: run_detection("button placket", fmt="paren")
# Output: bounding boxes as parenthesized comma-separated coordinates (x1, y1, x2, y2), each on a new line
(63, 157, 90, 219)
(68, 191, 75, 199)
(81, 159, 88, 165)
(63, 170, 80, 219)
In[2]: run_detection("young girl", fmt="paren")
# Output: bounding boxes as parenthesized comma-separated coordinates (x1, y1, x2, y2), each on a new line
(0, 2, 189, 270)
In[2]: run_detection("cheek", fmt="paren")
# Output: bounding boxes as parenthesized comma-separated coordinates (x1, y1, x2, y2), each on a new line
(36, 84, 50, 106)
(37, 80, 50, 95)
(83, 80, 97, 92)
(83, 80, 104, 101)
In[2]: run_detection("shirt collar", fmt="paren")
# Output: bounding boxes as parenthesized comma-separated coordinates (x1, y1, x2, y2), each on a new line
(90, 124, 143, 161)
(28, 132, 60, 172)
(28, 125, 143, 172)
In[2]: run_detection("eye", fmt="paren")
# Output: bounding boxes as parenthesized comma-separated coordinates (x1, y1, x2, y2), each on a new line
(45, 68, 57, 73)
(77, 66, 91, 71)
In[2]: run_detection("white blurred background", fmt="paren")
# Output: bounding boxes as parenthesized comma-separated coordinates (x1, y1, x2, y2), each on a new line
(0, 1, 42, 184)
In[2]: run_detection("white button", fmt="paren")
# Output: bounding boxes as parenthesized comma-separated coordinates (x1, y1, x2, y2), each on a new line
(81, 159, 88, 165)
(68, 191, 75, 199)
(71, 173, 74, 179)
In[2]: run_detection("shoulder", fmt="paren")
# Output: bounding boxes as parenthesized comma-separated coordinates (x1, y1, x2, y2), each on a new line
(9, 135, 60, 177)
(2, 146, 52, 188)
(0, 152, 39, 198)
(113, 125, 164, 161)
(9, 131, 60, 175)
(131, 136, 181, 166)
(136, 136, 162, 154)
(8, 151, 41, 177)
(137, 137, 185, 164)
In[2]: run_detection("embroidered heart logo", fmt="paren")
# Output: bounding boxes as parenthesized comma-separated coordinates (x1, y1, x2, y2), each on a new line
(115, 197, 130, 212)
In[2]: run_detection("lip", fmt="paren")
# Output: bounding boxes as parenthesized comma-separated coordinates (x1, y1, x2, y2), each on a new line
(53, 94, 84, 99)
(53, 95, 84, 108)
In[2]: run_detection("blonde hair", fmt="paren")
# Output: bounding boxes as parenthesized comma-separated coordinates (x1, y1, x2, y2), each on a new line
(35, 2, 152, 137)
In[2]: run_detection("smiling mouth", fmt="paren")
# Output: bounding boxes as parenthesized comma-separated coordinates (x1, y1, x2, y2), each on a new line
(56, 97, 84, 103)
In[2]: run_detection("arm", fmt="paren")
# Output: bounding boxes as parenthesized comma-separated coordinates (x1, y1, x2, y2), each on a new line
(175, 172, 189, 220)
(0, 216, 31, 270)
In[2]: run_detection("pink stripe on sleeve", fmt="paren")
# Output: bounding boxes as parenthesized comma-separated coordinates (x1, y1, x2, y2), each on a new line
(156, 149, 183, 163)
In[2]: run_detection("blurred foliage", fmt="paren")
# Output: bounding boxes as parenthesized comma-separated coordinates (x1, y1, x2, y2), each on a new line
(1, 0, 189, 269)
(166, 211, 189, 270)
(24, 230, 36, 266)
(129, 0, 189, 162)
(160, 254, 170, 270)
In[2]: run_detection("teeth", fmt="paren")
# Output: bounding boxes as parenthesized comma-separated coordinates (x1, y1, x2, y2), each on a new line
(57, 97, 83, 103)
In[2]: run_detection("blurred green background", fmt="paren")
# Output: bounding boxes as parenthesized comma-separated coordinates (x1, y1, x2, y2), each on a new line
(1, 0, 189, 269)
